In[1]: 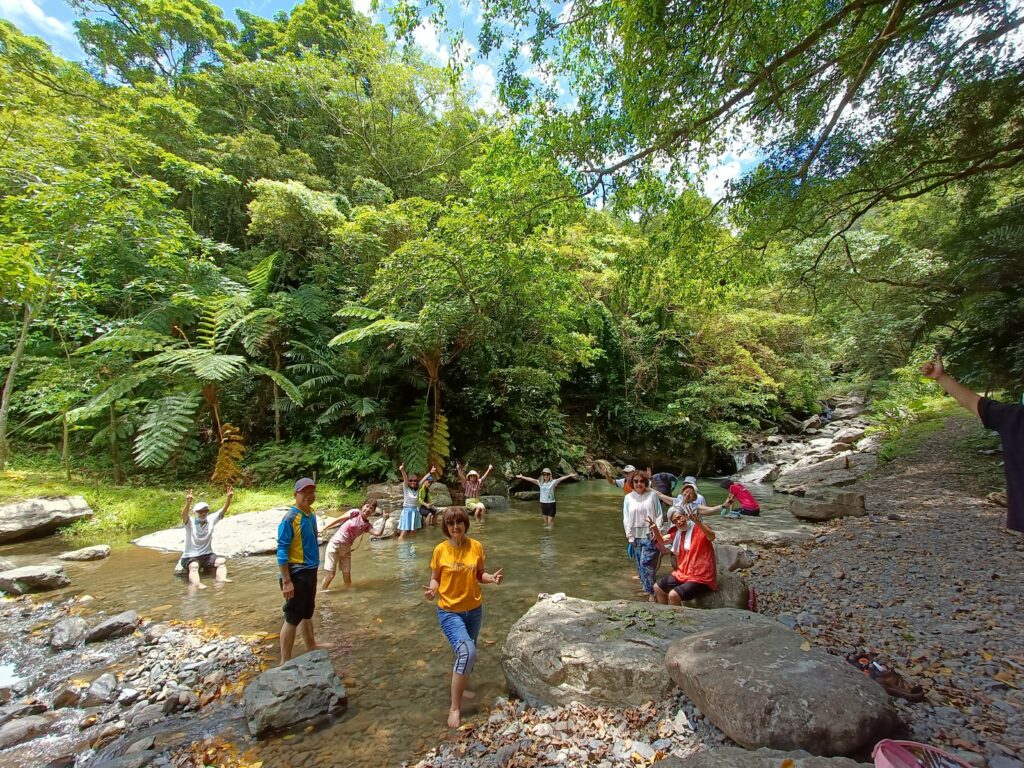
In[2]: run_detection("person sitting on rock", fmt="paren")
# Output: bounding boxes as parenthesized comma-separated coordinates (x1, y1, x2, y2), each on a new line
(398, 464, 431, 540)
(456, 461, 493, 520)
(515, 468, 578, 529)
(176, 486, 232, 588)
(647, 504, 718, 606)
(922, 352, 1023, 534)
(719, 479, 761, 517)
(320, 499, 387, 590)
(419, 469, 440, 527)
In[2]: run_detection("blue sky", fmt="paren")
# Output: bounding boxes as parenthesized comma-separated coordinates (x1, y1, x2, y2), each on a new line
(0, 0, 758, 200)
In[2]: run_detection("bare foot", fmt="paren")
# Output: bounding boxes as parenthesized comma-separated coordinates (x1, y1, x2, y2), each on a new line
(217, 578, 233, 584)
(192, 582, 207, 590)
(309, 641, 334, 651)
(462, 690, 476, 700)
(447, 708, 461, 728)
(631, 574, 640, 581)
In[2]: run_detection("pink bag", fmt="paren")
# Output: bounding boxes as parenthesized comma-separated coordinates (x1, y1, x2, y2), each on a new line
(873, 739, 973, 768)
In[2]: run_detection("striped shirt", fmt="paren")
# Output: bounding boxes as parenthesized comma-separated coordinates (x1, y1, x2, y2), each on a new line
(277, 506, 319, 571)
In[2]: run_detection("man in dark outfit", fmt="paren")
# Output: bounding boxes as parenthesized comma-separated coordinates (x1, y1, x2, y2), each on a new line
(922, 354, 1023, 533)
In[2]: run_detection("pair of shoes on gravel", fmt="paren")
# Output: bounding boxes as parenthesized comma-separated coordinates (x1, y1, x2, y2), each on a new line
(846, 651, 925, 702)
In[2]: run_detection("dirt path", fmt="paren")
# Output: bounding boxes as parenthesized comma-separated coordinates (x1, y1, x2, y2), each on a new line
(752, 413, 1023, 767)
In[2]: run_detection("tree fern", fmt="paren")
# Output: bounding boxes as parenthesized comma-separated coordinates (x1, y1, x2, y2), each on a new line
(76, 328, 178, 356)
(138, 348, 246, 382)
(211, 422, 245, 484)
(67, 372, 149, 424)
(133, 393, 200, 468)
(334, 304, 382, 321)
(250, 365, 304, 406)
(429, 411, 450, 472)
(248, 251, 278, 296)
(398, 402, 430, 473)
(329, 317, 419, 346)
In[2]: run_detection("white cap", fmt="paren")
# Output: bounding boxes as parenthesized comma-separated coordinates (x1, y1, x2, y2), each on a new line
(682, 475, 699, 492)
(193, 502, 210, 514)
(623, 465, 637, 473)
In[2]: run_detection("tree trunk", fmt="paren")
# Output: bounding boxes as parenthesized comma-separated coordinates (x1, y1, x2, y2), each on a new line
(62, 410, 71, 481)
(273, 347, 282, 442)
(109, 403, 123, 484)
(0, 302, 36, 471)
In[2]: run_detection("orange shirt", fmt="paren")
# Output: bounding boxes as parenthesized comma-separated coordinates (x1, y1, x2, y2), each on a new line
(431, 538, 484, 612)
(670, 524, 718, 589)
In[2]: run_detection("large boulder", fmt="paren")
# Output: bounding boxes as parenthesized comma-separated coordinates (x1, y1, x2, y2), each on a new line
(790, 490, 866, 522)
(713, 543, 755, 572)
(133, 507, 288, 557)
(513, 491, 541, 501)
(479, 495, 509, 510)
(682, 569, 749, 610)
(733, 463, 780, 485)
(653, 748, 872, 767)
(502, 595, 742, 708)
(774, 452, 877, 495)
(0, 713, 57, 749)
(82, 673, 119, 707)
(50, 617, 89, 650)
(832, 426, 868, 445)
(58, 545, 111, 561)
(0, 564, 70, 594)
(666, 611, 898, 755)
(0, 496, 93, 543)
(86, 610, 140, 643)
(243, 649, 347, 737)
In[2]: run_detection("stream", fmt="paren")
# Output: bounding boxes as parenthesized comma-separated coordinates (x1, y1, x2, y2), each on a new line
(0, 479, 784, 767)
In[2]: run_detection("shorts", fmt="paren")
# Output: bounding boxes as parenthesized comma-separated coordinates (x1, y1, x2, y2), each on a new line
(399, 505, 422, 531)
(177, 553, 219, 574)
(420, 504, 437, 519)
(281, 567, 317, 626)
(657, 573, 712, 601)
(465, 497, 482, 510)
(324, 541, 352, 575)
(540, 502, 556, 517)
(740, 508, 760, 516)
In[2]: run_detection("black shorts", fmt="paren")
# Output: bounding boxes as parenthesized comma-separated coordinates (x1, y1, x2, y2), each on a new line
(540, 502, 556, 517)
(281, 567, 317, 626)
(657, 574, 711, 601)
(740, 508, 760, 516)
(178, 553, 219, 574)
(420, 504, 437, 517)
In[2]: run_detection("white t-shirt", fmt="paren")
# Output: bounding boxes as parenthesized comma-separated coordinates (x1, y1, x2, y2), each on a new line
(623, 491, 663, 541)
(402, 484, 418, 508)
(539, 480, 558, 503)
(182, 509, 223, 558)
(674, 493, 707, 513)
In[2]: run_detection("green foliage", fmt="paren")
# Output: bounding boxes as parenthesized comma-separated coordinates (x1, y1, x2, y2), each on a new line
(350, 176, 395, 206)
(133, 392, 201, 468)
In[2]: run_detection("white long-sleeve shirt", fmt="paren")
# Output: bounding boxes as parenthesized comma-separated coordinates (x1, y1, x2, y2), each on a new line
(623, 491, 663, 541)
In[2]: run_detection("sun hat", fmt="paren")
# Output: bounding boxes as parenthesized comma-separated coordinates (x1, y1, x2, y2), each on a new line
(541, 468, 552, 474)
(467, 469, 479, 477)
(193, 501, 210, 514)
(623, 464, 637, 473)
(682, 475, 699, 492)
(294, 477, 316, 493)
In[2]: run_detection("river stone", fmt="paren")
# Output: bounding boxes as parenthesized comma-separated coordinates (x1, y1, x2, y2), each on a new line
(243, 649, 347, 736)
(425, 482, 453, 507)
(513, 491, 541, 501)
(832, 426, 868, 445)
(652, 747, 872, 767)
(774, 452, 877, 495)
(0, 557, 12, 571)
(682, 569, 749, 610)
(132, 507, 289, 557)
(801, 415, 822, 431)
(91, 753, 157, 768)
(0, 564, 70, 594)
(52, 684, 85, 709)
(502, 596, 745, 707)
(790, 490, 866, 522)
(733, 463, 780, 484)
(86, 610, 140, 643)
(0, 712, 57, 748)
(50, 616, 89, 650)
(714, 543, 755, 572)
(666, 612, 898, 755)
(0, 496, 93, 543)
(0, 701, 47, 726)
(82, 673, 119, 707)
(479, 495, 509, 510)
(58, 545, 111, 561)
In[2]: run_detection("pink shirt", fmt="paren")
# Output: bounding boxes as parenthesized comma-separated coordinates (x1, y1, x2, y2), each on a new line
(329, 509, 371, 546)
(729, 483, 760, 511)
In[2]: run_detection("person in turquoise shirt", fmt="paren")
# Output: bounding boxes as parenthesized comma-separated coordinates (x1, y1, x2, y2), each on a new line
(277, 477, 331, 663)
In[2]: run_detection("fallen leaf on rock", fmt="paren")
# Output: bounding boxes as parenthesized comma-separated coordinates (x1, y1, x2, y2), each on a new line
(781, 760, 796, 768)
(800, 641, 811, 652)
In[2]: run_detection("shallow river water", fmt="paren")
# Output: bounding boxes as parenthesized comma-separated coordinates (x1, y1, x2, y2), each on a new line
(1, 479, 781, 767)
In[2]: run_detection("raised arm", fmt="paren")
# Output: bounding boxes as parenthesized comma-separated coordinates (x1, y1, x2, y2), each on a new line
(689, 511, 717, 542)
(921, 354, 981, 417)
(646, 515, 672, 553)
(217, 486, 233, 520)
(553, 473, 577, 485)
(399, 463, 409, 483)
(651, 489, 675, 505)
(456, 461, 466, 483)
(603, 468, 618, 486)
(181, 488, 193, 525)
(516, 474, 540, 486)
(480, 464, 494, 482)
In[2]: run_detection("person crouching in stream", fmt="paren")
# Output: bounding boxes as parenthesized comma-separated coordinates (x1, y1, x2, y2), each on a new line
(423, 507, 504, 728)
(622, 473, 664, 600)
(647, 504, 718, 605)
(176, 486, 232, 588)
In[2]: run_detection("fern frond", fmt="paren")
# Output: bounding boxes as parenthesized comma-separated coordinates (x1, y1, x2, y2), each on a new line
(334, 305, 383, 320)
(225, 308, 281, 356)
(77, 328, 177, 356)
(329, 318, 418, 346)
(133, 393, 200, 468)
(211, 423, 245, 484)
(398, 402, 430, 473)
(429, 411, 451, 471)
(248, 252, 278, 295)
(196, 308, 220, 350)
(285, 285, 332, 323)
(67, 372, 151, 424)
(138, 349, 247, 382)
(251, 365, 304, 406)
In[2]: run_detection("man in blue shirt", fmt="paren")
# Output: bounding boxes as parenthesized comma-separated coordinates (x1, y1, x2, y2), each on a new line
(277, 477, 331, 663)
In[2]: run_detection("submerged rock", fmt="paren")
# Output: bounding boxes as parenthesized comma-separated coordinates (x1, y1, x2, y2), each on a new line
(0, 496, 93, 543)
(666, 612, 898, 755)
(513, 491, 541, 501)
(243, 649, 347, 736)
(0, 557, 13, 571)
(479, 495, 509, 510)
(58, 545, 111, 561)
(0, 564, 70, 594)
(653, 747, 872, 767)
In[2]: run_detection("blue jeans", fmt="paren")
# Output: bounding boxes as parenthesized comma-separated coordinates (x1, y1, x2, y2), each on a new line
(633, 538, 659, 594)
(437, 606, 482, 675)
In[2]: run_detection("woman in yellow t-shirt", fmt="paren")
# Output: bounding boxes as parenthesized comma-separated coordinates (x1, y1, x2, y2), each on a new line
(423, 506, 504, 728)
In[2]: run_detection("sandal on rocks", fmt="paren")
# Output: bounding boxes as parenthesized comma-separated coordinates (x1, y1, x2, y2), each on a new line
(846, 651, 926, 702)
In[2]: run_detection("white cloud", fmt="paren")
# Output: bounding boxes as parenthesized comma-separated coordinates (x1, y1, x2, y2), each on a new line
(413, 18, 447, 61)
(351, 0, 374, 16)
(0, 0, 76, 41)
(701, 157, 742, 203)
(470, 61, 498, 114)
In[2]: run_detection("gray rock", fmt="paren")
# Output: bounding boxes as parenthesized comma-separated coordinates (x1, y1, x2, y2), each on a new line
(0, 496, 93, 543)
(242, 649, 347, 736)
(0, 564, 70, 594)
(132, 507, 289, 557)
(501, 596, 746, 707)
(714, 543, 755, 572)
(479, 495, 509, 510)
(682, 569, 749, 610)
(82, 673, 119, 707)
(774, 453, 877, 495)
(733, 463, 780, 485)
(0, 701, 47, 726)
(832, 427, 868, 445)
(50, 617, 88, 650)
(129, 704, 164, 728)
(91, 753, 156, 768)
(513, 491, 541, 501)
(125, 735, 155, 753)
(57, 544, 111, 561)
(652, 747, 872, 767)
(987, 758, 1024, 768)
(802, 415, 823, 431)
(86, 610, 140, 642)
(0, 713, 57, 748)
(0, 557, 13, 570)
(790, 490, 867, 522)
(51, 684, 85, 709)
(666, 611, 898, 755)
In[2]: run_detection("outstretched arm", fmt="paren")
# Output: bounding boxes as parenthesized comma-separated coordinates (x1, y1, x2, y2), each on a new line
(553, 473, 577, 485)
(516, 474, 540, 486)
(921, 354, 981, 417)
(651, 489, 675, 505)
(480, 464, 494, 482)
(218, 486, 233, 519)
(181, 489, 193, 525)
